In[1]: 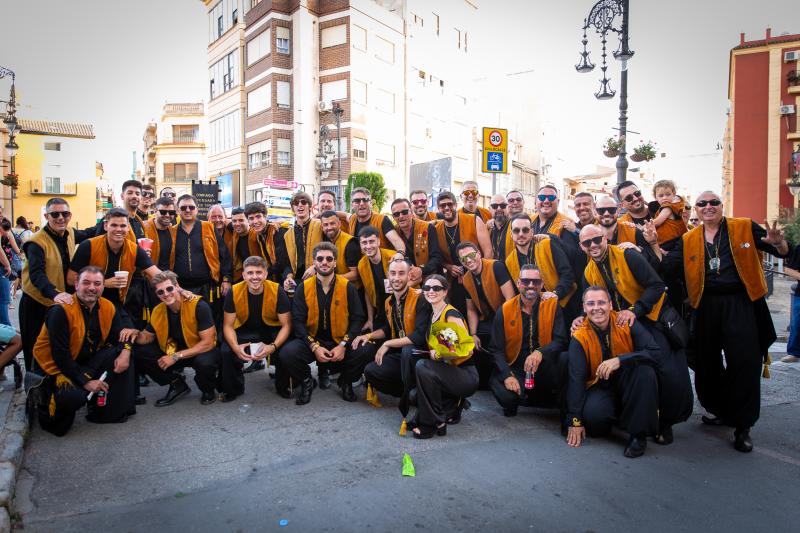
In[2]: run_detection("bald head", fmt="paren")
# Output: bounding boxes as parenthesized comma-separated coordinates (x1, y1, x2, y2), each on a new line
(579, 224, 608, 260)
(579, 224, 604, 241)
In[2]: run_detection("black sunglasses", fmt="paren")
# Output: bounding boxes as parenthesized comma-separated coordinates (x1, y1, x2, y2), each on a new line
(596, 207, 618, 216)
(47, 211, 71, 219)
(292, 198, 309, 206)
(142, 192, 155, 198)
(392, 208, 410, 218)
(158, 209, 177, 216)
(352, 198, 370, 204)
(315, 256, 334, 263)
(179, 205, 196, 211)
(519, 278, 543, 287)
(580, 236, 604, 247)
(511, 227, 531, 234)
(490, 203, 507, 210)
(161, 192, 176, 198)
(438, 202, 455, 209)
(422, 285, 445, 292)
(695, 199, 722, 208)
(156, 285, 176, 296)
(622, 190, 642, 203)
(537, 194, 557, 202)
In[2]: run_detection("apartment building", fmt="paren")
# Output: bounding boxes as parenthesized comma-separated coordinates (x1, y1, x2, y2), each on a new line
(140, 102, 207, 197)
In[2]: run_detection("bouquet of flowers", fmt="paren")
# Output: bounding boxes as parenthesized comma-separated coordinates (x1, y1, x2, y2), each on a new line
(428, 322, 475, 363)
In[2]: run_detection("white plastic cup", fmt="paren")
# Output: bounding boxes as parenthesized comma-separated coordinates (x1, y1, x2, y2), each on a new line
(249, 342, 263, 356)
(114, 271, 128, 281)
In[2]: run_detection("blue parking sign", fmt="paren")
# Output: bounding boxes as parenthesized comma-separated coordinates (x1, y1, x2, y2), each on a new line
(487, 151, 504, 171)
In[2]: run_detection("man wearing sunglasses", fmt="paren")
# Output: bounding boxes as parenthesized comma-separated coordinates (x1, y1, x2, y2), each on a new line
(20, 198, 96, 371)
(280, 242, 374, 405)
(347, 187, 406, 253)
(577, 224, 693, 444)
(410, 190, 439, 222)
(316, 191, 350, 232)
(505, 214, 576, 316)
(160, 187, 176, 200)
(488, 193, 514, 259)
(32, 266, 136, 435)
(616, 180, 652, 227)
(389, 198, 442, 285)
(135, 271, 220, 407)
(142, 197, 177, 271)
(139, 184, 156, 220)
(532, 185, 575, 240)
(280, 191, 323, 295)
(661, 191, 790, 453)
(172, 194, 233, 326)
(488, 264, 567, 417)
(320, 210, 361, 284)
(459, 181, 492, 223)
(595, 196, 661, 265)
(458, 241, 516, 388)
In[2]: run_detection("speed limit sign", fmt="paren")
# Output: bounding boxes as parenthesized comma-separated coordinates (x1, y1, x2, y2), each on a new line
(482, 127, 508, 173)
(488, 130, 503, 147)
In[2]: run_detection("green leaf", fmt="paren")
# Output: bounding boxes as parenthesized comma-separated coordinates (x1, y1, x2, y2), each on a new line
(344, 171, 388, 212)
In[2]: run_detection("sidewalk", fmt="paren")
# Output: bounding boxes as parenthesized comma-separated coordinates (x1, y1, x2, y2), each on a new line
(768, 275, 792, 349)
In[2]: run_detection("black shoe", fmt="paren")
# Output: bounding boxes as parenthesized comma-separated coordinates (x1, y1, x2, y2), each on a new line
(624, 434, 647, 458)
(200, 391, 216, 405)
(701, 415, 725, 426)
(296, 377, 315, 405)
(655, 424, 674, 445)
(734, 429, 753, 453)
(408, 387, 418, 407)
(276, 385, 292, 399)
(138, 374, 150, 387)
(318, 368, 332, 390)
(219, 393, 238, 403)
(503, 406, 518, 417)
(341, 382, 356, 402)
(155, 379, 190, 407)
(135, 395, 147, 406)
(243, 360, 266, 374)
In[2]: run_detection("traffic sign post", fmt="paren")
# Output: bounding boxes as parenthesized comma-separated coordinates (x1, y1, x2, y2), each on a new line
(482, 127, 508, 175)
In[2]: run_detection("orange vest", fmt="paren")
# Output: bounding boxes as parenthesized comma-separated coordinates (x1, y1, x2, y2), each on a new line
(231, 279, 281, 328)
(460, 206, 491, 223)
(231, 229, 263, 281)
(126, 212, 146, 244)
(505, 239, 576, 307)
(149, 295, 211, 352)
(462, 259, 505, 320)
(404, 218, 431, 267)
(169, 221, 222, 283)
(384, 288, 421, 339)
(349, 213, 394, 249)
(656, 199, 689, 243)
(21, 227, 77, 307)
(435, 212, 479, 264)
(614, 221, 638, 245)
(584, 245, 665, 321)
(87, 235, 138, 302)
(303, 275, 350, 343)
(422, 211, 438, 222)
(358, 249, 395, 308)
(536, 212, 571, 237)
(327, 230, 355, 276)
(683, 218, 767, 309)
(142, 219, 172, 267)
(33, 297, 116, 376)
(502, 296, 558, 365)
(285, 219, 323, 276)
(572, 313, 635, 388)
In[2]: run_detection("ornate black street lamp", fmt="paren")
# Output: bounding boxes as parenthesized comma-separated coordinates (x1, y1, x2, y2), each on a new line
(575, 0, 633, 184)
(1, 66, 19, 219)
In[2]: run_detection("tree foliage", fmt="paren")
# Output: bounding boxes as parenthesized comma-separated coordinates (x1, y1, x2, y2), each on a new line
(345, 171, 388, 212)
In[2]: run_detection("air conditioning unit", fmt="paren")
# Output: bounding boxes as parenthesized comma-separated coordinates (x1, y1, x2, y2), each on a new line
(785, 51, 800, 62)
(317, 101, 330, 113)
(779, 104, 796, 115)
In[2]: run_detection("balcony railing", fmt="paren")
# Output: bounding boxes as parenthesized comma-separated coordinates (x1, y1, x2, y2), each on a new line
(163, 174, 198, 183)
(172, 134, 200, 143)
(789, 70, 800, 87)
(28, 180, 78, 196)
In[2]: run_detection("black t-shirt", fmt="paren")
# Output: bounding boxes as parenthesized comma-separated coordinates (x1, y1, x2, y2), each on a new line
(344, 238, 362, 268)
(441, 222, 462, 265)
(223, 286, 291, 332)
(145, 299, 215, 351)
(69, 240, 153, 305)
(156, 227, 173, 271)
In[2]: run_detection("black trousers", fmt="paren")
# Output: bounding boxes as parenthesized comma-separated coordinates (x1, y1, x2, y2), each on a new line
(414, 359, 479, 428)
(20, 293, 48, 371)
(279, 338, 377, 385)
(182, 279, 224, 330)
(489, 351, 567, 411)
(37, 346, 136, 436)
(473, 320, 495, 390)
(124, 276, 152, 330)
(694, 291, 762, 429)
(135, 341, 220, 394)
(220, 328, 286, 398)
(580, 363, 659, 438)
(364, 344, 416, 398)
(641, 319, 693, 428)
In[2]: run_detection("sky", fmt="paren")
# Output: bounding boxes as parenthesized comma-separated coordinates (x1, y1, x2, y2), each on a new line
(1, 0, 797, 198)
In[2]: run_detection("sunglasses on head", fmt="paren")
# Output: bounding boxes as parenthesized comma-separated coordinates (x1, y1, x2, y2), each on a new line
(580, 236, 604, 247)
(48, 211, 71, 219)
(519, 278, 543, 287)
(158, 209, 176, 216)
(511, 226, 531, 234)
(537, 194, 557, 202)
(458, 251, 478, 264)
(490, 203, 507, 210)
(695, 199, 722, 207)
(179, 205, 196, 211)
(292, 198, 309, 206)
(422, 284, 445, 292)
(352, 197, 370, 204)
(156, 285, 176, 296)
(411, 199, 428, 206)
(392, 208, 410, 218)
(622, 190, 642, 203)
(596, 207, 617, 216)
(315, 255, 335, 263)
(462, 190, 478, 199)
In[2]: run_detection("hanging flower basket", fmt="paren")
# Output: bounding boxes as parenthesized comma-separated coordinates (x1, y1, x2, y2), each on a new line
(632, 141, 657, 162)
(629, 153, 645, 162)
(603, 136, 624, 158)
(1, 173, 19, 189)
(604, 149, 619, 158)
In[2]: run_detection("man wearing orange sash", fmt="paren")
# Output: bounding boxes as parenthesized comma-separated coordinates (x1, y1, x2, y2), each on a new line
(488, 194, 513, 259)
(320, 210, 361, 283)
(390, 198, 442, 286)
(357, 226, 398, 332)
(220, 256, 291, 401)
(459, 180, 492, 223)
(565, 286, 660, 458)
(280, 192, 324, 295)
(279, 242, 374, 405)
(458, 241, 516, 388)
(661, 191, 788, 453)
(227, 207, 254, 282)
(347, 187, 406, 252)
(142, 197, 177, 271)
(577, 224, 693, 444)
(615, 180, 652, 227)
(488, 265, 567, 417)
(316, 191, 349, 232)
(410, 190, 439, 222)
(532, 185, 581, 256)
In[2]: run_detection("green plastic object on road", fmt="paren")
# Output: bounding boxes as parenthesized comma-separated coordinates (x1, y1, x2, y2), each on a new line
(402, 453, 416, 477)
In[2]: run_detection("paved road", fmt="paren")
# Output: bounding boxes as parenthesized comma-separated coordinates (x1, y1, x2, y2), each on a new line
(13, 358, 800, 532)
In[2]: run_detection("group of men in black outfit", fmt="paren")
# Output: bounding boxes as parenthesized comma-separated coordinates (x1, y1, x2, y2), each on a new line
(22, 178, 788, 459)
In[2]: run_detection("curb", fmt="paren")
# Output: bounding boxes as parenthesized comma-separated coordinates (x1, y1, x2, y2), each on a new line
(0, 388, 28, 529)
